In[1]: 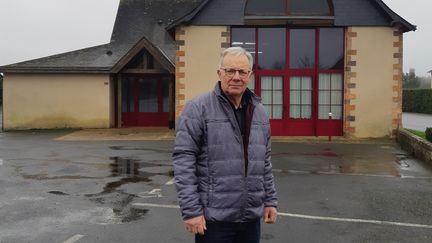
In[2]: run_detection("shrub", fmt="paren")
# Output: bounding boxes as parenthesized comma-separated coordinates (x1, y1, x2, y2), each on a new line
(403, 89, 432, 114)
(426, 127, 432, 143)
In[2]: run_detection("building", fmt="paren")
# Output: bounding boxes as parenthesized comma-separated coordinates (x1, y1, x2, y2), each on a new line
(0, 0, 416, 138)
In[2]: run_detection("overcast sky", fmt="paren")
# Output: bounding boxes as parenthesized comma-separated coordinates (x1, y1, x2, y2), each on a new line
(0, 0, 430, 75)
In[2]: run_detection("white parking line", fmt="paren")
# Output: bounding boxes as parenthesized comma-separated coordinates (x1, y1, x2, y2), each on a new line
(278, 212, 432, 229)
(165, 178, 175, 185)
(272, 168, 432, 179)
(133, 203, 432, 229)
(62, 234, 84, 243)
(138, 189, 162, 198)
(132, 202, 180, 209)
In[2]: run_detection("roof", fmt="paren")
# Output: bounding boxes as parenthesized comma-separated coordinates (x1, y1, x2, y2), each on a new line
(0, 0, 203, 74)
(182, 0, 416, 32)
(0, 0, 415, 74)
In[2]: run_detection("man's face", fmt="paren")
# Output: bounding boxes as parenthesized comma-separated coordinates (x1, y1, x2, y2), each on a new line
(217, 54, 252, 97)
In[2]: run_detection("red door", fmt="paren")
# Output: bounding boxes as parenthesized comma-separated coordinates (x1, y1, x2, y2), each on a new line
(256, 74, 315, 136)
(121, 76, 169, 127)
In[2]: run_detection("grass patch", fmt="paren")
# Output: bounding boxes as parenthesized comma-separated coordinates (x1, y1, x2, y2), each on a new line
(406, 129, 426, 139)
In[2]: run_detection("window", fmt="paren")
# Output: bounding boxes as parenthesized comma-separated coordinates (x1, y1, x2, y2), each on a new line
(290, 29, 315, 69)
(318, 74, 342, 119)
(245, 0, 286, 15)
(247, 75, 255, 93)
(262, 76, 283, 119)
(162, 77, 170, 112)
(245, 0, 333, 16)
(290, 76, 312, 119)
(122, 77, 134, 112)
(290, 0, 332, 15)
(258, 28, 286, 70)
(231, 28, 256, 69)
(138, 78, 158, 112)
(319, 28, 344, 70)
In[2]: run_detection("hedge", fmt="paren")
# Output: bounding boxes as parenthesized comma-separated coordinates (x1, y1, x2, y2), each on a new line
(402, 89, 432, 114)
(426, 128, 432, 143)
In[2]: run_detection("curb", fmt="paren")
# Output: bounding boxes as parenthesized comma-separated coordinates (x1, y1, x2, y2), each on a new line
(397, 128, 432, 166)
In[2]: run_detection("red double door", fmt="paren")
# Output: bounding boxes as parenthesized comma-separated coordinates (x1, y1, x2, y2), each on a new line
(252, 72, 343, 136)
(121, 75, 170, 127)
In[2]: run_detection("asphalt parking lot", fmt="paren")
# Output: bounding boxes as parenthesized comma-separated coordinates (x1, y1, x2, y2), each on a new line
(0, 130, 432, 243)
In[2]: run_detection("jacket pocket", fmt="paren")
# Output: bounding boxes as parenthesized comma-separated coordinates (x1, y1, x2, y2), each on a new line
(250, 121, 269, 143)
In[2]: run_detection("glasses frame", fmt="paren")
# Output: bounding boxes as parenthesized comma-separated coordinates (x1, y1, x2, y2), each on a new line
(220, 67, 252, 78)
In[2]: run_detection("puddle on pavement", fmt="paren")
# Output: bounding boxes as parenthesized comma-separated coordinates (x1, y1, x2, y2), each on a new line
(47, 191, 69, 196)
(89, 191, 149, 223)
(395, 155, 410, 169)
(83, 157, 174, 222)
(109, 146, 172, 154)
(86, 156, 173, 196)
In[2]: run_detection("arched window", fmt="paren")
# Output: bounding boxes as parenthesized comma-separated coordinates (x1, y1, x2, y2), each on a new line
(245, 0, 333, 16)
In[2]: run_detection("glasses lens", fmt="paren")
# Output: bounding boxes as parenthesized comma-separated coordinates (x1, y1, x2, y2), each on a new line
(226, 69, 236, 76)
(223, 68, 249, 78)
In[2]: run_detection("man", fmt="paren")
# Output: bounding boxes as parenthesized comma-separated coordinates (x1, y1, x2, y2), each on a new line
(173, 46, 277, 243)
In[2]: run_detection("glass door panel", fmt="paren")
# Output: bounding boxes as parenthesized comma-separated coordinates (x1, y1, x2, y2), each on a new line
(258, 28, 286, 70)
(162, 77, 170, 112)
(261, 76, 283, 119)
(138, 78, 158, 112)
(290, 76, 312, 119)
(121, 77, 134, 112)
(121, 76, 170, 127)
(318, 73, 343, 119)
(290, 29, 315, 69)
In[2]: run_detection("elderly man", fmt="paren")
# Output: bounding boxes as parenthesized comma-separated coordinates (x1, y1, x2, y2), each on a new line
(173, 46, 277, 243)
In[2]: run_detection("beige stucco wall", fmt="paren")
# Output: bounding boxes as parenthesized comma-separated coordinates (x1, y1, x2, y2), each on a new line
(3, 73, 112, 130)
(349, 27, 400, 137)
(182, 26, 227, 102)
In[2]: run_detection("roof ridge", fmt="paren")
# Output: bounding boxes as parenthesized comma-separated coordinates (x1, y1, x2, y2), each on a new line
(371, 0, 416, 32)
(166, 0, 211, 29)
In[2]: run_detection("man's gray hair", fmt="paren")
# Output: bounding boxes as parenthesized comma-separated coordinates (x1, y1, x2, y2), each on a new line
(219, 47, 253, 70)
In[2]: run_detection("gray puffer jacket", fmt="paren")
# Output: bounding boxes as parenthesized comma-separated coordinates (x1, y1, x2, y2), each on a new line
(173, 82, 277, 223)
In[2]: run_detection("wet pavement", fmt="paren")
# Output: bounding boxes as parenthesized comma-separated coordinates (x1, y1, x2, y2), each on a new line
(0, 131, 432, 242)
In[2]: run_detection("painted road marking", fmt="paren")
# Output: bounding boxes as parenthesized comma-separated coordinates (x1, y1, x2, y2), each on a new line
(278, 212, 432, 229)
(133, 203, 432, 229)
(272, 168, 432, 179)
(165, 178, 175, 185)
(62, 234, 84, 243)
(0, 159, 3, 165)
(133, 202, 180, 209)
(138, 189, 163, 198)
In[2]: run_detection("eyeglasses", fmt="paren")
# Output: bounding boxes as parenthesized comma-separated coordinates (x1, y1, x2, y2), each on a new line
(220, 68, 251, 78)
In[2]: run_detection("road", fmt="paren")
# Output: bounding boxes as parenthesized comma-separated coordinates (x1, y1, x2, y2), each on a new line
(402, 112, 432, 132)
(0, 131, 432, 242)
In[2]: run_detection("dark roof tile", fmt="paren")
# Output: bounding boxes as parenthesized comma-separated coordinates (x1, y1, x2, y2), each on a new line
(189, 0, 415, 32)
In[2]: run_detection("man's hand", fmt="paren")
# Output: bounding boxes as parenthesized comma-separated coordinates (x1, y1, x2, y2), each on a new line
(184, 215, 207, 235)
(263, 206, 277, 224)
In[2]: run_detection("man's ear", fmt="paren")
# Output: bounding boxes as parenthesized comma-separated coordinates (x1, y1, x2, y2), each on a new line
(217, 69, 222, 77)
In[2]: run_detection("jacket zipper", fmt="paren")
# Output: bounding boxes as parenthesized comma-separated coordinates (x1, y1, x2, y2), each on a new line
(222, 97, 247, 177)
(219, 93, 249, 220)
